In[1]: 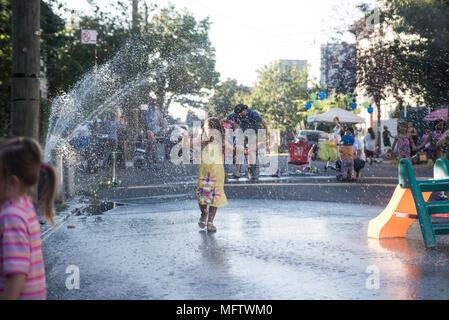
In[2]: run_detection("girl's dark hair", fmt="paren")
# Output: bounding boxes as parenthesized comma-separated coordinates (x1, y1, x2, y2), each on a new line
(368, 127, 375, 140)
(398, 121, 408, 134)
(234, 104, 248, 114)
(203, 117, 225, 154)
(0, 137, 56, 225)
(434, 119, 445, 131)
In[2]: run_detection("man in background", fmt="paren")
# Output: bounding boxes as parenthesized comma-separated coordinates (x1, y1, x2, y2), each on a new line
(223, 104, 269, 180)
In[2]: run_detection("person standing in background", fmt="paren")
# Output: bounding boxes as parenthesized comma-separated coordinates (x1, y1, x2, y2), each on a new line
(333, 117, 344, 160)
(408, 122, 419, 145)
(223, 104, 268, 180)
(408, 122, 419, 157)
(392, 121, 412, 162)
(382, 126, 392, 148)
(414, 119, 445, 163)
(338, 131, 355, 181)
(98, 110, 123, 168)
(364, 128, 376, 165)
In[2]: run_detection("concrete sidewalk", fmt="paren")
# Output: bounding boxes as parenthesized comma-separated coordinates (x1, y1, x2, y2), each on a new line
(91, 157, 433, 207)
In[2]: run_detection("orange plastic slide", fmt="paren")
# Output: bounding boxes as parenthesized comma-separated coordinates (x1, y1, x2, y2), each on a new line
(368, 185, 431, 239)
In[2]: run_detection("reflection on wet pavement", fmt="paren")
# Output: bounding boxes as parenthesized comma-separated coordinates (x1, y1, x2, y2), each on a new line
(42, 199, 449, 300)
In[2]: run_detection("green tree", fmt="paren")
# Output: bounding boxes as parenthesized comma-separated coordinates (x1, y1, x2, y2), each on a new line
(248, 61, 308, 131)
(44, 1, 131, 96)
(383, 0, 449, 107)
(143, 6, 220, 114)
(351, 13, 406, 151)
(206, 78, 251, 119)
(186, 109, 201, 125)
(0, 0, 73, 138)
(0, 0, 12, 136)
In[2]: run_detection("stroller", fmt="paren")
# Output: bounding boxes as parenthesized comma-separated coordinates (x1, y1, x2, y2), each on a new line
(288, 141, 318, 174)
(324, 158, 341, 173)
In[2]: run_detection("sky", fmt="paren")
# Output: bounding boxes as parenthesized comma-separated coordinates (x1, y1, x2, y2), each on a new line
(59, 0, 375, 119)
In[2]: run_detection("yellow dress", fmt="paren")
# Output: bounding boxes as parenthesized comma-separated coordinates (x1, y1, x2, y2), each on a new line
(197, 141, 228, 207)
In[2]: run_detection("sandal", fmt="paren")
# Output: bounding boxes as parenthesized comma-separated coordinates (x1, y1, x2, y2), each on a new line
(230, 174, 240, 179)
(198, 215, 207, 229)
(207, 221, 217, 233)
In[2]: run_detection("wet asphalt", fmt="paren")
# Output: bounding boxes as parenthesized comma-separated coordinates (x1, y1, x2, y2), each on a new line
(41, 159, 449, 300)
(43, 196, 449, 300)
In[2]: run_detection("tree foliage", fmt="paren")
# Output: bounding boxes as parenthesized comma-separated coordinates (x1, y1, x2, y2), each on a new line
(0, 0, 220, 136)
(383, 0, 449, 107)
(206, 78, 251, 119)
(0, 0, 12, 136)
(352, 19, 404, 108)
(143, 6, 220, 112)
(0, 0, 69, 137)
(248, 61, 309, 131)
(351, 7, 409, 150)
(186, 109, 201, 125)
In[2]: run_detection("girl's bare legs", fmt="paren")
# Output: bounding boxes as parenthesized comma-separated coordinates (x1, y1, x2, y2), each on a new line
(198, 204, 208, 228)
(207, 206, 217, 232)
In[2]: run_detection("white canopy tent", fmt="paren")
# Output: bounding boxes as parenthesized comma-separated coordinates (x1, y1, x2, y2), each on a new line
(307, 107, 364, 124)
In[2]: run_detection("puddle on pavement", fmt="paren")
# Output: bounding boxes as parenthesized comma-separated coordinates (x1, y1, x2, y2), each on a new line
(76, 201, 126, 216)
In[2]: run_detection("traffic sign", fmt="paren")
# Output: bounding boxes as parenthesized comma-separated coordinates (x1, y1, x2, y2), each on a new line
(81, 29, 97, 44)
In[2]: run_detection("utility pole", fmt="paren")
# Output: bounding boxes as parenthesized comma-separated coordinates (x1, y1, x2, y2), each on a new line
(11, 0, 40, 139)
(132, 0, 139, 33)
(144, 2, 148, 34)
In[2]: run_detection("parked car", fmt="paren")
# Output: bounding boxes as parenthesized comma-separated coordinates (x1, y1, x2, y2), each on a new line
(295, 130, 329, 160)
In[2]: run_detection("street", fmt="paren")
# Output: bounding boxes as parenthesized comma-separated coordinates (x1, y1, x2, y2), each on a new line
(42, 161, 449, 300)
(2, 0, 448, 304)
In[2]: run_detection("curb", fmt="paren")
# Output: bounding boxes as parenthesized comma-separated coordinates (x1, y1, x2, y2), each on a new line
(41, 197, 89, 242)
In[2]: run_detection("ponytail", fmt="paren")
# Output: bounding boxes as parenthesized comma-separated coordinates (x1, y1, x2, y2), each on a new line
(39, 163, 57, 226)
(0, 137, 58, 227)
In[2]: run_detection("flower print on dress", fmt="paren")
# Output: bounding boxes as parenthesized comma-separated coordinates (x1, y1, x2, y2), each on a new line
(200, 172, 216, 186)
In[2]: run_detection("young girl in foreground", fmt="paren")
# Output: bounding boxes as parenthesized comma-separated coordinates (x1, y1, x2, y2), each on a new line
(0, 137, 57, 300)
(197, 118, 230, 232)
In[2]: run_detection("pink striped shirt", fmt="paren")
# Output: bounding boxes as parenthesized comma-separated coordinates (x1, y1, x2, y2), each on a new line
(0, 196, 46, 300)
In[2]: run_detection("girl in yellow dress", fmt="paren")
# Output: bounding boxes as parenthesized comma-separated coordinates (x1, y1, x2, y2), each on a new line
(197, 117, 229, 232)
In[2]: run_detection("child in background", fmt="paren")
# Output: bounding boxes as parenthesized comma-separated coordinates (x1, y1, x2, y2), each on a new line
(338, 132, 355, 181)
(364, 128, 376, 165)
(392, 121, 412, 161)
(0, 137, 57, 300)
(415, 120, 445, 163)
(333, 117, 344, 160)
